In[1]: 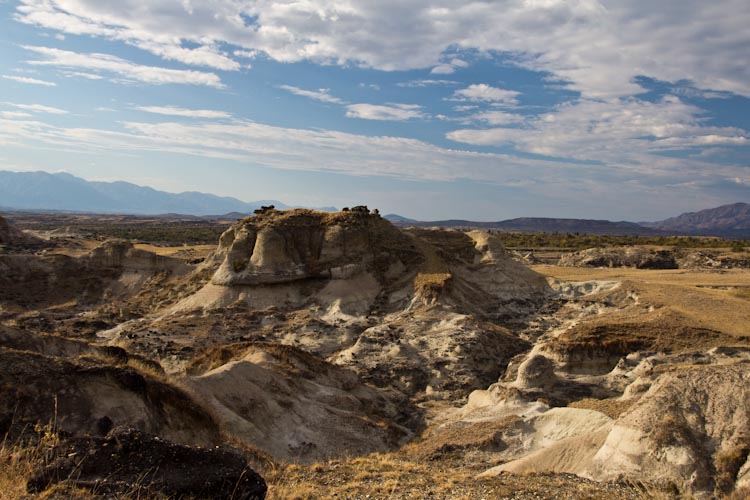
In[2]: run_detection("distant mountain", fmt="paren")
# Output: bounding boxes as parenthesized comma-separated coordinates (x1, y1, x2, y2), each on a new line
(387, 215, 663, 236)
(384, 214, 417, 223)
(0, 171, 290, 216)
(643, 202, 750, 237)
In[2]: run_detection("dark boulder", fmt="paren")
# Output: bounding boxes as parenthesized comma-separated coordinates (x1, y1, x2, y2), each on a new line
(27, 428, 266, 499)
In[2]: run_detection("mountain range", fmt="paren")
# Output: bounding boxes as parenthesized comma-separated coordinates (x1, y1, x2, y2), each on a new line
(640, 202, 750, 237)
(385, 203, 750, 238)
(0, 171, 746, 237)
(0, 171, 291, 216)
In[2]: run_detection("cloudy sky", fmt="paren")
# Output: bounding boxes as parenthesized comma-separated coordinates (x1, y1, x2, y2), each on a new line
(0, 0, 748, 220)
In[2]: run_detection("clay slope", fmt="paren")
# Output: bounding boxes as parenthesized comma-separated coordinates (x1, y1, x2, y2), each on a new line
(592, 360, 750, 498)
(461, 345, 750, 499)
(185, 342, 417, 463)
(0, 329, 221, 447)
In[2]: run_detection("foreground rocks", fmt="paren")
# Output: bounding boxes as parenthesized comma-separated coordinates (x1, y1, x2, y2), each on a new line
(0, 338, 221, 446)
(27, 428, 267, 499)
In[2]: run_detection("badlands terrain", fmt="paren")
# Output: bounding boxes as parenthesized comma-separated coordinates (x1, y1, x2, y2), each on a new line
(1, 208, 749, 499)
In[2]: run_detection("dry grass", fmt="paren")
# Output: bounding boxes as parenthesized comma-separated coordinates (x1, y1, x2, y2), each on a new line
(263, 452, 654, 500)
(533, 265, 750, 337)
(715, 444, 750, 494)
(0, 430, 55, 500)
(569, 398, 634, 419)
(401, 416, 521, 463)
(133, 244, 215, 259)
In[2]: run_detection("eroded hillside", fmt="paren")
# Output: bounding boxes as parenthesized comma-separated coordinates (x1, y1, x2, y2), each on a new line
(1, 209, 749, 500)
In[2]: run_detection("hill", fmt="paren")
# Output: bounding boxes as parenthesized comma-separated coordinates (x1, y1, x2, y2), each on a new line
(0, 171, 289, 216)
(386, 215, 663, 236)
(643, 202, 750, 237)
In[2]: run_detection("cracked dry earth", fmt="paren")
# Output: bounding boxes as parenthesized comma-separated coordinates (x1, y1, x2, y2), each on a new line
(2, 210, 750, 500)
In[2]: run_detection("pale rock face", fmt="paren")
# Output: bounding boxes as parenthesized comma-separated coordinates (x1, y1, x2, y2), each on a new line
(186, 344, 415, 463)
(514, 354, 558, 390)
(590, 363, 750, 498)
(209, 210, 412, 286)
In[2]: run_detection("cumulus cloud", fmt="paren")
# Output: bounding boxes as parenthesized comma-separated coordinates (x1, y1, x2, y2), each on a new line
(1, 75, 57, 86)
(345, 103, 425, 121)
(135, 106, 232, 119)
(448, 96, 749, 161)
(452, 84, 521, 105)
(13, 1, 749, 98)
(22, 45, 224, 88)
(277, 85, 344, 104)
(463, 110, 525, 126)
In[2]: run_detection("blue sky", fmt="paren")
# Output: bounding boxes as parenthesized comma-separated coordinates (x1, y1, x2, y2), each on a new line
(0, 0, 748, 220)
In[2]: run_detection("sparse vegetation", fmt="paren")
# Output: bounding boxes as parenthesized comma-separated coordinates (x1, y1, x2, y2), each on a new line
(495, 231, 748, 251)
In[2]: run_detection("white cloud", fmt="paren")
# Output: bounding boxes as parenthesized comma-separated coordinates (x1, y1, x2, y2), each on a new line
(1, 75, 57, 86)
(465, 110, 525, 126)
(358, 83, 380, 90)
(0, 114, 553, 183)
(430, 64, 455, 75)
(0, 111, 33, 119)
(234, 50, 259, 59)
(431, 58, 469, 74)
(345, 103, 425, 121)
(130, 40, 240, 71)
(277, 85, 343, 104)
(397, 79, 459, 88)
(61, 71, 104, 80)
(22, 45, 224, 88)
(448, 96, 749, 162)
(14, 1, 749, 99)
(452, 84, 521, 105)
(3, 102, 67, 114)
(0, 113, 747, 218)
(135, 106, 232, 119)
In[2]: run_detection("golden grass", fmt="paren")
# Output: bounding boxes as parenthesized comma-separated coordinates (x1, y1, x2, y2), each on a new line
(263, 452, 662, 500)
(133, 244, 215, 259)
(414, 272, 452, 289)
(569, 398, 634, 419)
(533, 265, 750, 337)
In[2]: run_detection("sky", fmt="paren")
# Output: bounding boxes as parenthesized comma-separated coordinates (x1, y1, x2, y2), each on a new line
(0, 0, 748, 221)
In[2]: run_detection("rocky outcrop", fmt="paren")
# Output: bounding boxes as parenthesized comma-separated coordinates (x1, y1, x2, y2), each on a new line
(559, 247, 678, 269)
(27, 428, 267, 500)
(155, 210, 550, 401)
(514, 354, 558, 391)
(0, 240, 190, 308)
(0, 215, 43, 249)
(206, 209, 419, 286)
(592, 361, 750, 499)
(678, 250, 750, 269)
